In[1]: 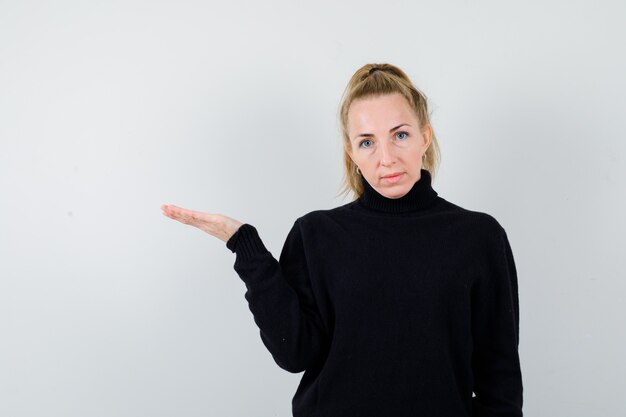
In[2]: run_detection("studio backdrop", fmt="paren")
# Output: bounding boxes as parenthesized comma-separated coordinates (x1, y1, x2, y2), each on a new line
(1, 0, 624, 416)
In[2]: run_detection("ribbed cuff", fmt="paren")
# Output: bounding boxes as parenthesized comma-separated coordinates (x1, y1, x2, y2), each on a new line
(225, 223, 269, 260)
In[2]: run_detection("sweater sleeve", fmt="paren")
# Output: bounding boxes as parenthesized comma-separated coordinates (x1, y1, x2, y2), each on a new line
(471, 226, 524, 417)
(225, 220, 328, 374)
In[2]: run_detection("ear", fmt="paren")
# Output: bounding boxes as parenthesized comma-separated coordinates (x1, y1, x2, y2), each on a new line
(344, 141, 354, 159)
(421, 124, 433, 149)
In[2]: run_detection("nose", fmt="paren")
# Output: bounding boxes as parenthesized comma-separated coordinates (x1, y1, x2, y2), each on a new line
(379, 138, 396, 167)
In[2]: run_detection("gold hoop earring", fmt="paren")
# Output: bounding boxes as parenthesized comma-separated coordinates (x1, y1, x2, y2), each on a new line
(355, 166, 361, 175)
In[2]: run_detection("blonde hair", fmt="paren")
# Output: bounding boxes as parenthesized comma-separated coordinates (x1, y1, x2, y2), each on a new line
(336, 63, 441, 200)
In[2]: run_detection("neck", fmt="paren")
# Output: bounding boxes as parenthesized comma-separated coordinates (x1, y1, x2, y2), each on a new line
(356, 169, 439, 214)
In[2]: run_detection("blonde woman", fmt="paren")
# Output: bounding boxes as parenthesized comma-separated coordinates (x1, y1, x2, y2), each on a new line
(162, 63, 523, 417)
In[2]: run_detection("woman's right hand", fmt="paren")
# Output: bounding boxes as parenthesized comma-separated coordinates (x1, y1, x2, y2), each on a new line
(161, 204, 244, 243)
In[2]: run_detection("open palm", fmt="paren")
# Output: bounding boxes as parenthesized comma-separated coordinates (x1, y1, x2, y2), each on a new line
(161, 204, 243, 243)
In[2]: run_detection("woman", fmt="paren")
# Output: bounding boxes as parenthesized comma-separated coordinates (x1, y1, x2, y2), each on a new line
(161, 63, 524, 416)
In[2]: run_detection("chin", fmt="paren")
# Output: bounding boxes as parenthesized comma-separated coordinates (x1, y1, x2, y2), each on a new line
(382, 185, 409, 199)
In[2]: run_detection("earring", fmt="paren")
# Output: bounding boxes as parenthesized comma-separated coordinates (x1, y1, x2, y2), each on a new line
(355, 166, 361, 175)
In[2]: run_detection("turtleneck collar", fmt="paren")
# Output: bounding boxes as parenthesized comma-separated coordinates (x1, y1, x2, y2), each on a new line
(356, 168, 439, 214)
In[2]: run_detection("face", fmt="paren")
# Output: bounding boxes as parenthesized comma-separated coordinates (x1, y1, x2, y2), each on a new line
(347, 92, 432, 199)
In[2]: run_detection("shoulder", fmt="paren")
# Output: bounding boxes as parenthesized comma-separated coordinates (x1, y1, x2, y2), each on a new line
(286, 202, 360, 241)
(435, 198, 508, 248)
(294, 201, 358, 224)
(293, 198, 508, 245)
(441, 198, 504, 229)
(296, 198, 506, 229)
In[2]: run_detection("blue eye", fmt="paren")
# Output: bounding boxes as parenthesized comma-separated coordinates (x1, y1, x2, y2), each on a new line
(359, 139, 373, 148)
(396, 131, 409, 140)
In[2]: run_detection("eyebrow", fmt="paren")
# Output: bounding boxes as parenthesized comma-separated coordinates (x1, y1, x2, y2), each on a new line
(353, 124, 411, 141)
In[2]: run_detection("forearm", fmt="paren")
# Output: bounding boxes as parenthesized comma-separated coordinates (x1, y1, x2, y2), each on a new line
(471, 227, 524, 416)
(227, 223, 328, 373)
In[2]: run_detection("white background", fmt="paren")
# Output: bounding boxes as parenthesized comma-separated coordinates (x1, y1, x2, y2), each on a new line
(1, 0, 624, 416)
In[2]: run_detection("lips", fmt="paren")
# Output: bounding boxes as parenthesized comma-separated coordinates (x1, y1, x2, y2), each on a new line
(382, 172, 404, 184)
(382, 172, 403, 178)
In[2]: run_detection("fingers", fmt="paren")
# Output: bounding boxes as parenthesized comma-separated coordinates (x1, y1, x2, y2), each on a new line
(163, 205, 194, 224)
(162, 204, 239, 243)
(162, 204, 189, 216)
(161, 204, 212, 226)
(162, 204, 189, 221)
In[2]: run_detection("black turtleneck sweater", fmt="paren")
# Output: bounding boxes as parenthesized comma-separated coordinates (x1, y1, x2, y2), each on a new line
(226, 169, 523, 417)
